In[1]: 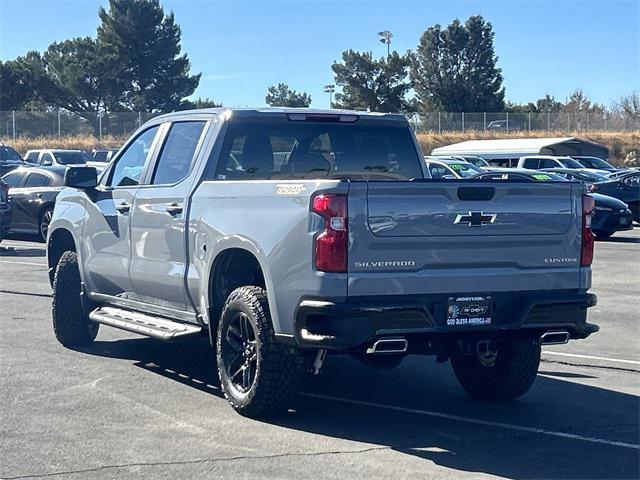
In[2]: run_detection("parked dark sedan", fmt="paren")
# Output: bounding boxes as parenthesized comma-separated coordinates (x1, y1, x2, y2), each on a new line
(0, 166, 66, 240)
(589, 193, 634, 238)
(571, 156, 619, 173)
(540, 168, 610, 184)
(0, 179, 10, 245)
(590, 171, 640, 222)
(0, 144, 25, 176)
(541, 168, 635, 237)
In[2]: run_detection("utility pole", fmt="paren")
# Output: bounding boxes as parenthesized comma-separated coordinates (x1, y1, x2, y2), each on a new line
(378, 30, 393, 58)
(323, 84, 335, 108)
(378, 30, 393, 110)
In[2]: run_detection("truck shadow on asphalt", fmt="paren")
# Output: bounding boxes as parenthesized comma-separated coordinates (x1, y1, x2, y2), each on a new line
(81, 336, 639, 480)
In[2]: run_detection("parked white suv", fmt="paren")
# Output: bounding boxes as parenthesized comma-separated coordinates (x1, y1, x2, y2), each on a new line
(24, 149, 88, 168)
(517, 155, 608, 175)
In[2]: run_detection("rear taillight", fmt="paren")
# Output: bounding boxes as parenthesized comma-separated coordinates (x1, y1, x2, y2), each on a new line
(312, 194, 347, 273)
(581, 194, 595, 267)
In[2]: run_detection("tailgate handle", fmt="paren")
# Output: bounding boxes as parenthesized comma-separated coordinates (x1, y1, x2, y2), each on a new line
(457, 186, 495, 201)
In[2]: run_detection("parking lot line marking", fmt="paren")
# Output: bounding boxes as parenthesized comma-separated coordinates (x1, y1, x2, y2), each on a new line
(543, 351, 640, 365)
(301, 393, 640, 450)
(2, 241, 43, 246)
(0, 259, 47, 267)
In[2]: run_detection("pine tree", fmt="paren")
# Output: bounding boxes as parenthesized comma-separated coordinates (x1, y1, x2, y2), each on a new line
(265, 83, 311, 107)
(411, 15, 505, 112)
(97, 0, 200, 112)
(331, 50, 412, 112)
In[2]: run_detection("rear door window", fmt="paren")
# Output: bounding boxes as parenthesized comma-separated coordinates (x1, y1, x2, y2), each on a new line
(540, 159, 558, 169)
(522, 158, 540, 169)
(25, 152, 40, 163)
(214, 119, 423, 180)
(23, 173, 50, 188)
(428, 164, 448, 179)
(40, 153, 54, 166)
(93, 151, 108, 162)
(53, 151, 86, 165)
(150, 121, 206, 185)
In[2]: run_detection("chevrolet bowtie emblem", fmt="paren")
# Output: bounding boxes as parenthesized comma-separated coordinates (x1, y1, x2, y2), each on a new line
(454, 211, 497, 227)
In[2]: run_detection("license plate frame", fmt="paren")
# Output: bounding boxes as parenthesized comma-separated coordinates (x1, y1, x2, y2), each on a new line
(446, 295, 493, 327)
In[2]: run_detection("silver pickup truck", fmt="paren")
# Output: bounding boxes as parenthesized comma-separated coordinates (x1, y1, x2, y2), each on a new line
(47, 108, 598, 418)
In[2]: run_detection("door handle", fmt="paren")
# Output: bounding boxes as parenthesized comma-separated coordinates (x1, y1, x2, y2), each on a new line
(165, 202, 183, 215)
(115, 202, 131, 214)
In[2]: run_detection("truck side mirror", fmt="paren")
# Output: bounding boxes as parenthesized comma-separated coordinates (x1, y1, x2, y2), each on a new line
(65, 166, 98, 189)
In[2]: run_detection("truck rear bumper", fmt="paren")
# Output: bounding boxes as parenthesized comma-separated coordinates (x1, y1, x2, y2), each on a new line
(292, 290, 598, 350)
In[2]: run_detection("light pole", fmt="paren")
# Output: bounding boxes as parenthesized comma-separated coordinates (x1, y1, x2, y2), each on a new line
(378, 30, 393, 58)
(378, 30, 393, 109)
(324, 84, 335, 108)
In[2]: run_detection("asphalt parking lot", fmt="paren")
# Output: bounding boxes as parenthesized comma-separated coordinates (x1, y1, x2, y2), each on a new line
(0, 230, 638, 479)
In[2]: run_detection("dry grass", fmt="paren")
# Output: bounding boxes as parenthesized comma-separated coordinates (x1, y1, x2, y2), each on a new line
(1, 135, 125, 155)
(417, 130, 640, 166)
(2, 130, 639, 166)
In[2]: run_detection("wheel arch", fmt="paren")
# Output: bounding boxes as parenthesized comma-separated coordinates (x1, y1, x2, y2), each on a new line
(47, 227, 78, 287)
(205, 246, 277, 344)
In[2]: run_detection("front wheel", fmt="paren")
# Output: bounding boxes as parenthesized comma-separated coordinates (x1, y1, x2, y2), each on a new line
(216, 286, 304, 418)
(451, 342, 540, 401)
(52, 251, 99, 347)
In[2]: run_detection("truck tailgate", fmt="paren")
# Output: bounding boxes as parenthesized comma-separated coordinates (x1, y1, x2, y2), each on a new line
(347, 181, 585, 296)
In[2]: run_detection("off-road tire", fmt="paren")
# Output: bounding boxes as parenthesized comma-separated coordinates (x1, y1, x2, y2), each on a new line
(216, 286, 304, 418)
(451, 342, 540, 401)
(52, 251, 98, 347)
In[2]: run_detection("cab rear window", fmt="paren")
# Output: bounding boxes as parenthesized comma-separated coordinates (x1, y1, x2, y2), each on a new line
(214, 119, 423, 181)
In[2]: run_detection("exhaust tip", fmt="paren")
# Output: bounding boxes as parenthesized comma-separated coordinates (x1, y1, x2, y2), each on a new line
(540, 331, 570, 346)
(366, 338, 408, 354)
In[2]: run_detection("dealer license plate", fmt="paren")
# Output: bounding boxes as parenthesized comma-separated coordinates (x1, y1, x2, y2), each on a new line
(446, 295, 492, 326)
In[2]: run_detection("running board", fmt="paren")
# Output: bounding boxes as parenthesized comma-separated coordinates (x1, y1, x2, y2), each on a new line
(89, 306, 202, 340)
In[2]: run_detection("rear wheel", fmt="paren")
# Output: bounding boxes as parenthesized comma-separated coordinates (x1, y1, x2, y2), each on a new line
(52, 251, 99, 347)
(39, 207, 53, 241)
(451, 341, 540, 401)
(216, 286, 304, 418)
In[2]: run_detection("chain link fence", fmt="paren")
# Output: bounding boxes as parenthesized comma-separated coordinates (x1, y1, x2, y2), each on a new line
(0, 111, 161, 140)
(409, 111, 640, 134)
(0, 110, 639, 141)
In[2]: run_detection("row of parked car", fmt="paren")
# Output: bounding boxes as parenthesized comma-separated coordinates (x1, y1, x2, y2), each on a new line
(0, 141, 637, 244)
(424, 154, 639, 239)
(0, 145, 116, 242)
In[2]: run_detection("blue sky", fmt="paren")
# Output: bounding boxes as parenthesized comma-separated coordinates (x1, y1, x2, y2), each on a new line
(1, 0, 638, 109)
